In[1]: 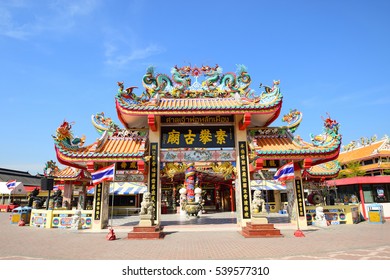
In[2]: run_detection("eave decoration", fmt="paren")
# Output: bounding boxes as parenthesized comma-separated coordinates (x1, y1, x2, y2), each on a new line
(53, 117, 148, 169)
(247, 112, 342, 167)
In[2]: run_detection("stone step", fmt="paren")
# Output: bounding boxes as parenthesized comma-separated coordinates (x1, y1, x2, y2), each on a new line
(241, 230, 283, 238)
(245, 223, 275, 229)
(241, 223, 283, 238)
(132, 225, 163, 232)
(127, 231, 165, 239)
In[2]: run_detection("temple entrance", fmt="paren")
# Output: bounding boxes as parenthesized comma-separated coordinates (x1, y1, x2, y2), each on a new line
(159, 161, 237, 216)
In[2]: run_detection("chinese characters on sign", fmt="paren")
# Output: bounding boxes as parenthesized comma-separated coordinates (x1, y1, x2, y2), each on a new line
(94, 183, 102, 220)
(115, 162, 138, 171)
(295, 179, 305, 217)
(149, 143, 158, 219)
(239, 141, 251, 219)
(263, 160, 280, 168)
(161, 126, 235, 148)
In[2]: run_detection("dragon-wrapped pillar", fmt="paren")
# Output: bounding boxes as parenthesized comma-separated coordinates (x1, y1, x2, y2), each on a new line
(184, 163, 201, 216)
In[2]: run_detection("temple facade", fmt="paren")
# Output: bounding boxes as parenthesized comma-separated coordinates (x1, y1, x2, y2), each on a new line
(52, 64, 342, 231)
(328, 135, 390, 219)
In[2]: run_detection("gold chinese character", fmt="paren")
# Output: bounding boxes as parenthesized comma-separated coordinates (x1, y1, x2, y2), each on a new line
(130, 162, 137, 169)
(215, 129, 227, 144)
(167, 129, 180, 145)
(184, 129, 196, 144)
(120, 162, 127, 169)
(199, 129, 212, 144)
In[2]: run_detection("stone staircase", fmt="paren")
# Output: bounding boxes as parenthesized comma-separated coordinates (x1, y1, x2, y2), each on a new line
(241, 223, 283, 238)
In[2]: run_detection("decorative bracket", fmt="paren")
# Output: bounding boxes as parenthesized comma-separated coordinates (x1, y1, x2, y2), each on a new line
(148, 115, 157, 131)
(256, 158, 263, 170)
(86, 161, 95, 173)
(239, 113, 251, 130)
(303, 158, 313, 169)
(137, 160, 145, 172)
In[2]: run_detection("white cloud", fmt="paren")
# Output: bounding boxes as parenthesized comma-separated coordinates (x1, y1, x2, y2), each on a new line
(50, 0, 98, 17)
(105, 44, 165, 67)
(0, 0, 99, 39)
(0, 6, 29, 39)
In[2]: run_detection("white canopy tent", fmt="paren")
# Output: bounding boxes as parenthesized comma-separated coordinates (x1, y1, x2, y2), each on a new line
(87, 182, 147, 195)
(250, 180, 287, 191)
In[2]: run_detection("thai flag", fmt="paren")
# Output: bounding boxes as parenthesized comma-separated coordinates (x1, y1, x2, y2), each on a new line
(273, 162, 295, 182)
(91, 164, 115, 185)
(6, 179, 16, 189)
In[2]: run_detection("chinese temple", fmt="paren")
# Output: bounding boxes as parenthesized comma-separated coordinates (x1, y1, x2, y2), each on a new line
(327, 135, 390, 220)
(51, 64, 342, 233)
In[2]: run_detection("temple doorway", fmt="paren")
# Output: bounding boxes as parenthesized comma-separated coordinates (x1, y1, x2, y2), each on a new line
(160, 161, 237, 216)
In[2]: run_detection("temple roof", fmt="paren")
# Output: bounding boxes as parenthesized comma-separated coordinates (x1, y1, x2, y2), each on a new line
(338, 136, 390, 163)
(52, 65, 342, 173)
(248, 114, 342, 167)
(0, 168, 42, 186)
(302, 160, 340, 179)
(53, 166, 91, 181)
(115, 64, 282, 128)
(53, 121, 147, 169)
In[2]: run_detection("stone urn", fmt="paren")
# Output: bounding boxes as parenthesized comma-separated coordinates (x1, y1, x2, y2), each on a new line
(185, 201, 201, 216)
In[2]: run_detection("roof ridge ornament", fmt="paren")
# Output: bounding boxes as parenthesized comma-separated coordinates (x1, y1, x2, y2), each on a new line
(53, 120, 86, 149)
(310, 113, 341, 147)
(117, 64, 281, 103)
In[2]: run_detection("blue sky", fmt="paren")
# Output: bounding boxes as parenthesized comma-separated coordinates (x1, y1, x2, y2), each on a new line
(1, 0, 389, 175)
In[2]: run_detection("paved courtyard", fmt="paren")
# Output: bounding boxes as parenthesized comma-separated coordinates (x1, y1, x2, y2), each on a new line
(0, 212, 389, 260)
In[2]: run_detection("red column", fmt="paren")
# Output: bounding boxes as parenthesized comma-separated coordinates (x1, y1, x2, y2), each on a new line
(358, 183, 367, 220)
(230, 185, 235, 212)
(63, 182, 73, 210)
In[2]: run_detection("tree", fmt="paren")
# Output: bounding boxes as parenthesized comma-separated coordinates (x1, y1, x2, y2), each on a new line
(383, 169, 390, 175)
(337, 161, 366, 178)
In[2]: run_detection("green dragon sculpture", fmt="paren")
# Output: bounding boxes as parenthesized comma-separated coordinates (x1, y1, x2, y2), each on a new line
(219, 64, 252, 96)
(201, 64, 223, 94)
(171, 65, 192, 93)
(142, 66, 173, 97)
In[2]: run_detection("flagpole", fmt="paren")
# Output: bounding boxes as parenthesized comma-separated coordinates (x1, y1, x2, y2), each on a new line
(110, 163, 115, 228)
(110, 183, 114, 227)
